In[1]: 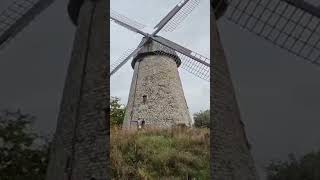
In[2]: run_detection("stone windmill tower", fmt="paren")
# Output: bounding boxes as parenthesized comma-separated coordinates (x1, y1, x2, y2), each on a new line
(212, 1, 259, 179)
(110, 0, 210, 129)
(123, 38, 193, 128)
(44, 0, 108, 179)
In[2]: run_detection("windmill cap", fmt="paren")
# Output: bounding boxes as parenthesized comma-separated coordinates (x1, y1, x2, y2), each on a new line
(131, 38, 182, 69)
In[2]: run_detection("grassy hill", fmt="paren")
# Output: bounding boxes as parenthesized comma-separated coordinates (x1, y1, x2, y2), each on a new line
(110, 127, 210, 179)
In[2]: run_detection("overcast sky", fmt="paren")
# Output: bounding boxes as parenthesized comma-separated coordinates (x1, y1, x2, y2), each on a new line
(110, 0, 210, 120)
(0, 0, 320, 179)
(0, 0, 75, 135)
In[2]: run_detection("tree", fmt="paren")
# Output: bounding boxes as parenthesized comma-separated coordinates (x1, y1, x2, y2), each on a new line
(266, 151, 320, 180)
(0, 109, 51, 180)
(193, 110, 210, 128)
(110, 97, 125, 127)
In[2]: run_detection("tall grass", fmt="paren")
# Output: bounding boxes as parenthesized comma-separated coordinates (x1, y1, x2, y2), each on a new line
(110, 127, 210, 179)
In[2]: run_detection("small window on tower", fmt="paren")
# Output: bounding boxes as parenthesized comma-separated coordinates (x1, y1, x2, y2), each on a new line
(143, 95, 147, 104)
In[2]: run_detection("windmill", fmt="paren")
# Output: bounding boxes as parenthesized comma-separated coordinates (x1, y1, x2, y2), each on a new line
(110, 0, 210, 129)
(212, 0, 320, 179)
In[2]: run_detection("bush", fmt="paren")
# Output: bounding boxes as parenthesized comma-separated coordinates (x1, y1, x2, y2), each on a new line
(266, 151, 320, 180)
(110, 97, 125, 127)
(110, 127, 210, 179)
(194, 110, 210, 128)
(0, 109, 50, 180)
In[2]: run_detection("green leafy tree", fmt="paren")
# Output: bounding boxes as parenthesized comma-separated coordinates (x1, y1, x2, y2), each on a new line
(193, 110, 210, 128)
(110, 97, 125, 127)
(0, 109, 51, 180)
(266, 151, 320, 180)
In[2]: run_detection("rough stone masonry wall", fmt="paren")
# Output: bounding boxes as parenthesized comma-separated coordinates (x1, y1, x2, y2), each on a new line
(211, 9, 259, 180)
(123, 41, 192, 128)
(45, 0, 108, 179)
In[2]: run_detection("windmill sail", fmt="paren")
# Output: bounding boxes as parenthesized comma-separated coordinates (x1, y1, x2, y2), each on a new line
(152, 36, 209, 66)
(110, 9, 210, 80)
(283, 0, 320, 18)
(0, 0, 55, 50)
(110, 44, 146, 75)
(110, 9, 148, 36)
(153, 0, 200, 34)
(146, 40, 209, 81)
(111, 48, 136, 74)
(110, 33, 210, 80)
(177, 51, 210, 81)
(151, 36, 210, 81)
(223, 0, 320, 65)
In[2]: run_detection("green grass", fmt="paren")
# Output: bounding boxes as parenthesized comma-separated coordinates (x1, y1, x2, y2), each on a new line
(110, 127, 210, 179)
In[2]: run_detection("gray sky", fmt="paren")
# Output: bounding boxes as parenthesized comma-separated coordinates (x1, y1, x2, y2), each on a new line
(0, 0, 75, 135)
(0, 0, 319, 179)
(110, 0, 210, 120)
